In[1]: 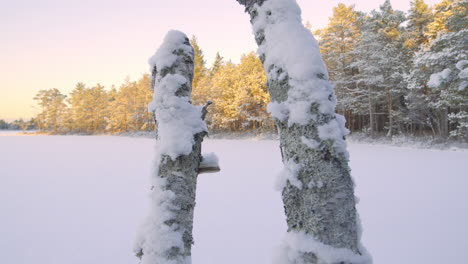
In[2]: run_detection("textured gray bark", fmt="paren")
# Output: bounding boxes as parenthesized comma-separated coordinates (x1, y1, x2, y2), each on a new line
(136, 32, 211, 263)
(236, 0, 365, 262)
(155, 133, 205, 260)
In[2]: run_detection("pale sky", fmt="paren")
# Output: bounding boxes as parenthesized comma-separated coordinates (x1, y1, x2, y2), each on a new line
(0, 0, 440, 120)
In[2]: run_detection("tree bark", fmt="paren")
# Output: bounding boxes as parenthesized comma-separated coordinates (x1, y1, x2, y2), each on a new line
(135, 31, 211, 264)
(367, 84, 375, 137)
(386, 89, 393, 137)
(236, 1, 369, 263)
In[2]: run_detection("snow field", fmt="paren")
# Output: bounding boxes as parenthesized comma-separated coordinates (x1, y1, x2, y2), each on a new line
(0, 135, 467, 264)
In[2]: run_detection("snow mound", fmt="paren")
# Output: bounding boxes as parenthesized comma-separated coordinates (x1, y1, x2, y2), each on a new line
(275, 231, 372, 264)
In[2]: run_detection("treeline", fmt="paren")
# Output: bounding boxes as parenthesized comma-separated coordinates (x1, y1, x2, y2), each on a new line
(32, 0, 467, 140)
(32, 42, 273, 134)
(0, 119, 36, 131)
(315, 0, 467, 140)
(33, 76, 154, 134)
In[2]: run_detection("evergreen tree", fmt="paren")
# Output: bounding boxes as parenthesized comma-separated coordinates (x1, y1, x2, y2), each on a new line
(87, 84, 109, 132)
(0, 120, 8, 130)
(407, 0, 468, 139)
(425, 0, 454, 40)
(232, 52, 271, 130)
(353, 0, 408, 136)
(211, 52, 224, 76)
(315, 3, 364, 128)
(405, 0, 434, 51)
(107, 76, 153, 133)
(33, 88, 67, 133)
(67, 83, 109, 133)
(67, 82, 88, 132)
(190, 36, 207, 91)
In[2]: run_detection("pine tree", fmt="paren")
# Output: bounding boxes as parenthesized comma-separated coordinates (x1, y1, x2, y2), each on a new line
(33, 88, 67, 133)
(425, 0, 454, 40)
(353, 0, 408, 136)
(315, 3, 364, 129)
(67, 82, 88, 133)
(405, 0, 434, 51)
(211, 52, 223, 76)
(407, 0, 468, 139)
(190, 36, 212, 112)
(190, 36, 207, 92)
(232, 52, 271, 130)
(193, 52, 224, 123)
(107, 76, 153, 133)
(209, 61, 239, 130)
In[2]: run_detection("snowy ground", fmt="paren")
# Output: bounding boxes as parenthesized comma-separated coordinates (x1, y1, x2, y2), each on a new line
(0, 135, 467, 264)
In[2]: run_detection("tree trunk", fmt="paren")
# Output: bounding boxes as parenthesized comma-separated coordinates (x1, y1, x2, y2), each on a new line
(440, 107, 449, 138)
(386, 89, 393, 137)
(134, 30, 212, 264)
(367, 85, 375, 137)
(236, 0, 369, 263)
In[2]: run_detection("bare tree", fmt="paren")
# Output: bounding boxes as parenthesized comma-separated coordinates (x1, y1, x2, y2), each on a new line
(134, 30, 218, 264)
(236, 0, 370, 263)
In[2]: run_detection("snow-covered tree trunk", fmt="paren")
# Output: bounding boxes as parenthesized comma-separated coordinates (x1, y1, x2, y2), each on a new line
(237, 0, 370, 263)
(134, 30, 217, 264)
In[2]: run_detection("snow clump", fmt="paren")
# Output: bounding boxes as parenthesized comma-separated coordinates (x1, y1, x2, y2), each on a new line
(252, 0, 349, 155)
(274, 230, 372, 264)
(427, 68, 451, 88)
(148, 30, 207, 160)
(275, 159, 303, 191)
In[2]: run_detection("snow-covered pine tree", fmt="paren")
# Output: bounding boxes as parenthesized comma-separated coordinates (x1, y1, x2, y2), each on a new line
(352, 0, 408, 136)
(134, 30, 217, 264)
(425, 0, 454, 41)
(407, 0, 468, 139)
(314, 3, 364, 123)
(237, 0, 370, 263)
(405, 0, 434, 52)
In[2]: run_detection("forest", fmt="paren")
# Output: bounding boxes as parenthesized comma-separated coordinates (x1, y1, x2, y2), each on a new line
(30, 0, 467, 140)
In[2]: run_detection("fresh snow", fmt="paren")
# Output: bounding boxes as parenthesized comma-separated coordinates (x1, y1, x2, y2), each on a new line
(199, 152, 219, 170)
(147, 30, 206, 160)
(1, 135, 468, 264)
(136, 30, 205, 264)
(148, 30, 193, 75)
(300, 136, 320, 149)
(427, 68, 451, 88)
(253, 0, 348, 157)
(275, 230, 371, 264)
(274, 159, 302, 191)
(134, 176, 188, 264)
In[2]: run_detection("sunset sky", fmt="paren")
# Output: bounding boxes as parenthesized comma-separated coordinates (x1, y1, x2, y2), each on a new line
(0, 0, 440, 120)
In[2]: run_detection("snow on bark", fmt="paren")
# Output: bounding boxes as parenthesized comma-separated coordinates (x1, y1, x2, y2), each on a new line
(236, 0, 371, 263)
(134, 30, 209, 264)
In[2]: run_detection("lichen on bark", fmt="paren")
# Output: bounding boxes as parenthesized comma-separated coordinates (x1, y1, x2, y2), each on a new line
(236, 0, 370, 263)
(135, 30, 210, 264)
